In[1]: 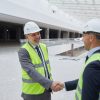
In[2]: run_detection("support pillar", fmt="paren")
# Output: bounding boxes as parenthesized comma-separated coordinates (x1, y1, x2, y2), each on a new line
(58, 30, 61, 38)
(45, 28, 49, 39)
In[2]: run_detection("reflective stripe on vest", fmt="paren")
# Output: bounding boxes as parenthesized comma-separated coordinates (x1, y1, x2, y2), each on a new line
(75, 53, 100, 100)
(22, 73, 52, 83)
(21, 42, 52, 95)
(34, 60, 49, 68)
(75, 84, 82, 100)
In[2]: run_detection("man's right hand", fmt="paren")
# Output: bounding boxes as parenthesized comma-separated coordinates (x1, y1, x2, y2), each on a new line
(50, 81, 64, 92)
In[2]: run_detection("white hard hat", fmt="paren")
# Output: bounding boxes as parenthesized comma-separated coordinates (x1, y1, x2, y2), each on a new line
(24, 21, 42, 35)
(82, 18, 100, 33)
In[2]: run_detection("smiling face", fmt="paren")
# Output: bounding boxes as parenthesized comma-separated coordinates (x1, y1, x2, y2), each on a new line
(26, 32, 41, 45)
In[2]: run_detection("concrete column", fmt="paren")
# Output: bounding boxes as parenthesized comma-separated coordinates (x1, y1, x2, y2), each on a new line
(67, 31, 69, 38)
(17, 27, 22, 40)
(74, 33, 76, 38)
(73, 32, 75, 38)
(45, 28, 49, 39)
(4, 28, 8, 41)
(62, 31, 69, 38)
(66, 32, 68, 38)
(58, 30, 61, 38)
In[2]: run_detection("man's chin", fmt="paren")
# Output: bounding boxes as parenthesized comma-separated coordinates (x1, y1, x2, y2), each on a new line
(34, 41, 39, 45)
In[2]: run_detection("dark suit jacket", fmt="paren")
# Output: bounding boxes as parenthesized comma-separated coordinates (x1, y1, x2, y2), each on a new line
(65, 79, 78, 91)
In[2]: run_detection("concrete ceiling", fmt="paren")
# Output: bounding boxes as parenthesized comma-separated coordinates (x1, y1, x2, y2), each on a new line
(48, 0, 100, 22)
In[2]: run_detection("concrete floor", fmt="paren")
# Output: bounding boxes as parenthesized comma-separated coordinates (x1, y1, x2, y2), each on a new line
(0, 42, 86, 100)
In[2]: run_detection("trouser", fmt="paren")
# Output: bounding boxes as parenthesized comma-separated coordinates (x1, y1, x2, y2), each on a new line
(22, 90, 51, 100)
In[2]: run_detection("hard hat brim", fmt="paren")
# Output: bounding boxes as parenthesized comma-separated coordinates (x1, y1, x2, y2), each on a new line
(24, 29, 42, 35)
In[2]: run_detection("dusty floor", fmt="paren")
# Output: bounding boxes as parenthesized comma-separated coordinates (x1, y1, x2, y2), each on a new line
(0, 42, 86, 100)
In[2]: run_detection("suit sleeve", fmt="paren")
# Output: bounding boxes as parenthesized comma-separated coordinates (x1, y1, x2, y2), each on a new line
(18, 48, 53, 90)
(64, 79, 78, 91)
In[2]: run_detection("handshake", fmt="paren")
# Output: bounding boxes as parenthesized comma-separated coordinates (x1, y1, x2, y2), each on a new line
(50, 81, 64, 92)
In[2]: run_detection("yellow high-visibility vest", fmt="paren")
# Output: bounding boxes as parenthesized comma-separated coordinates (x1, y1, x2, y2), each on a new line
(21, 42, 52, 95)
(75, 53, 100, 100)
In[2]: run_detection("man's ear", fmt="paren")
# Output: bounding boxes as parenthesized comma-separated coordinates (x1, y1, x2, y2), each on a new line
(25, 34, 28, 39)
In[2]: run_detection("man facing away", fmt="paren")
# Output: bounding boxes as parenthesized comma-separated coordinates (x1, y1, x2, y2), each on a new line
(18, 21, 63, 100)
(64, 18, 100, 100)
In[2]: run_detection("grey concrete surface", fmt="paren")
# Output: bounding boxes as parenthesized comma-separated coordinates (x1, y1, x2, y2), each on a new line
(0, 44, 22, 100)
(0, 43, 86, 100)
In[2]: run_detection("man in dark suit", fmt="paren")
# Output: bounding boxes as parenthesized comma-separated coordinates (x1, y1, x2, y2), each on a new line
(64, 18, 100, 100)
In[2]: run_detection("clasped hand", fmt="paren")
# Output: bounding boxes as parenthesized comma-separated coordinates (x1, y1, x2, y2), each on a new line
(51, 81, 64, 92)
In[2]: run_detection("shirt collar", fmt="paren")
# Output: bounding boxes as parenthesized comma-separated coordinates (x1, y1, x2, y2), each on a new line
(28, 41, 39, 49)
(87, 46, 100, 57)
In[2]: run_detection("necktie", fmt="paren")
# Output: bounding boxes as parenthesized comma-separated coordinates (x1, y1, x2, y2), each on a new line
(35, 46, 50, 79)
(85, 56, 89, 62)
(35, 46, 43, 61)
(35, 46, 52, 92)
